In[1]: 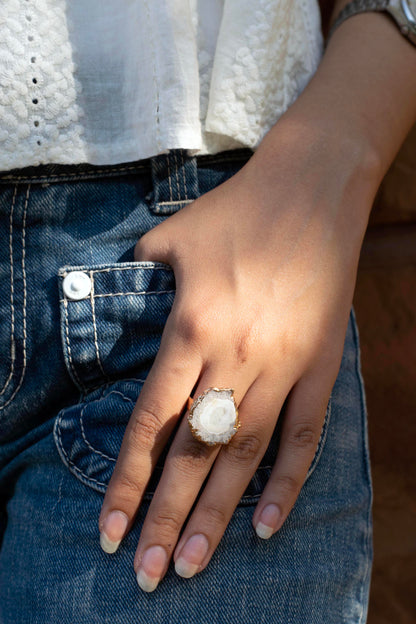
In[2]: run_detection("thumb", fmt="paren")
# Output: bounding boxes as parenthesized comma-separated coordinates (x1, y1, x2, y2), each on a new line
(134, 224, 172, 265)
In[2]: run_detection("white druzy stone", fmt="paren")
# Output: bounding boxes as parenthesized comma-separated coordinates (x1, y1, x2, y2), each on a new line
(189, 388, 239, 445)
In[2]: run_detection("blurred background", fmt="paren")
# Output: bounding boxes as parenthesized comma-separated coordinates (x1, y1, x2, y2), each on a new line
(318, 6, 416, 620)
(354, 123, 416, 624)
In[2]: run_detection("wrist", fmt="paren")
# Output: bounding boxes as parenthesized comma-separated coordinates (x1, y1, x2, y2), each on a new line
(275, 5, 416, 193)
(259, 110, 382, 202)
(273, 106, 383, 188)
(249, 112, 380, 252)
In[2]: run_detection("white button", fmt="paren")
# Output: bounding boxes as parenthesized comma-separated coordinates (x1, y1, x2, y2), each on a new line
(62, 271, 92, 300)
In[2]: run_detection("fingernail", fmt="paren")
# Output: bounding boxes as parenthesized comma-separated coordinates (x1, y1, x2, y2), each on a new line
(256, 504, 280, 539)
(100, 510, 129, 554)
(175, 534, 209, 579)
(136, 546, 167, 592)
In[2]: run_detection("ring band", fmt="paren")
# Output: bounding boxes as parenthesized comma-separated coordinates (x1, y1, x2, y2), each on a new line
(187, 387, 240, 446)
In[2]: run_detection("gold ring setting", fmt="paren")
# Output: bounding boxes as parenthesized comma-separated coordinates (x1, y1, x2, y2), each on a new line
(187, 387, 240, 446)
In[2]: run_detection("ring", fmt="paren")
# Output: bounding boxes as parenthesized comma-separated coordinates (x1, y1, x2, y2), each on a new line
(187, 387, 240, 446)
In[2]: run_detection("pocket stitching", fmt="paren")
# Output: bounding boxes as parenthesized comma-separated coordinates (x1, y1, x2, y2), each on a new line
(59, 263, 175, 389)
(63, 296, 87, 393)
(54, 381, 146, 491)
(55, 386, 332, 501)
(58, 264, 173, 277)
(88, 264, 173, 275)
(59, 290, 175, 304)
(55, 409, 108, 490)
(89, 272, 109, 382)
(79, 388, 138, 462)
(306, 396, 331, 481)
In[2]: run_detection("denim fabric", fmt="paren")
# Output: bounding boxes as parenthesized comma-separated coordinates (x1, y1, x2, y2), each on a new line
(0, 150, 372, 623)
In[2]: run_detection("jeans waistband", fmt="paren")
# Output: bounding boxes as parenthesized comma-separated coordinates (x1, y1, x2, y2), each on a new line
(0, 148, 253, 186)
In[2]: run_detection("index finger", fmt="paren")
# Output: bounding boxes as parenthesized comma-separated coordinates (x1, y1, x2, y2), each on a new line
(99, 323, 201, 554)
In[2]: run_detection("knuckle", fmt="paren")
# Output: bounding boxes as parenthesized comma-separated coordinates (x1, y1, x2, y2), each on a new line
(151, 508, 183, 537)
(115, 470, 144, 499)
(287, 422, 318, 450)
(222, 432, 263, 465)
(169, 438, 213, 473)
(174, 305, 215, 347)
(130, 407, 165, 449)
(174, 311, 200, 345)
(273, 474, 301, 497)
(199, 503, 227, 527)
(134, 232, 153, 260)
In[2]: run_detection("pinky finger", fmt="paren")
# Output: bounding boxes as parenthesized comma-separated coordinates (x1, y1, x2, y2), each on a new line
(251, 373, 333, 539)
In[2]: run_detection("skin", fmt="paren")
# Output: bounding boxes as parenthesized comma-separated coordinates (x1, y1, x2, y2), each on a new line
(99, 1, 416, 591)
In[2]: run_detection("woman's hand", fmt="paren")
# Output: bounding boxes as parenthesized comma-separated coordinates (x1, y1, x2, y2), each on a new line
(98, 117, 379, 592)
(97, 0, 416, 591)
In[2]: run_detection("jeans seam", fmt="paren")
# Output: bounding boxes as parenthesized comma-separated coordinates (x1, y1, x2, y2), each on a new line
(352, 308, 373, 624)
(173, 151, 181, 200)
(237, 397, 332, 502)
(0, 185, 18, 397)
(63, 296, 87, 393)
(59, 290, 175, 304)
(0, 149, 253, 185)
(55, 383, 146, 489)
(180, 150, 189, 200)
(0, 184, 29, 411)
(79, 389, 137, 462)
(156, 199, 193, 207)
(305, 396, 332, 481)
(67, 406, 275, 492)
(166, 155, 173, 202)
(89, 271, 108, 383)
(55, 409, 108, 489)
(73, 265, 172, 275)
(79, 406, 115, 463)
(0, 164, 147, 183)
(84, 376, 147, 395)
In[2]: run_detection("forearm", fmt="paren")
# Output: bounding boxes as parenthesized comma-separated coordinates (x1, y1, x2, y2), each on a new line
(263, 0, 416, 202)
(325, 0, 416, 170)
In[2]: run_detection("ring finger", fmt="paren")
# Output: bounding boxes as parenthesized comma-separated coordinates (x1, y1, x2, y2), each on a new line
(171, 377, 283, 578)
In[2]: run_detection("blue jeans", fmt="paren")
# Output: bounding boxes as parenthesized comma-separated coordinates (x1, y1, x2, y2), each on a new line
(0, 150, 372, 623)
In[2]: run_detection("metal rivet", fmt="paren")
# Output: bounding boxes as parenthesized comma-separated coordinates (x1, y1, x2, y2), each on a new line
(62, 271, 92, 300)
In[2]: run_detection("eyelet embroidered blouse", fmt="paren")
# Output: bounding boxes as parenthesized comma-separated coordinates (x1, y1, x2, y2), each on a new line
(0, 0, 323, 170)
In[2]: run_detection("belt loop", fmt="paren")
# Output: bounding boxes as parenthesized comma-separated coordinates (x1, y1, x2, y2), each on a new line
(149, 149, 199, 215)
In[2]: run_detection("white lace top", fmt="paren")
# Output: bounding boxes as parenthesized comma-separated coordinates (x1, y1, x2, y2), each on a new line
(0, 0, 323, 170)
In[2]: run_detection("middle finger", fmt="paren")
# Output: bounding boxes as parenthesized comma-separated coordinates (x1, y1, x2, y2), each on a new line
(133, 371, 251, 592)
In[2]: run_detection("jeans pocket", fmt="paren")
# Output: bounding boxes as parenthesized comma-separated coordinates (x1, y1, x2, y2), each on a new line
(54, 377, 165, 497)
(54, 381, 332, 502)
(54, 258, 332, 504)
(58, 261, 175, 391)
(54, 260, 175, 495)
